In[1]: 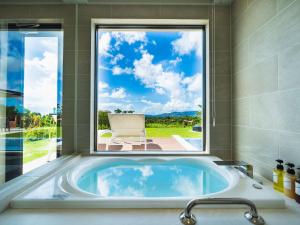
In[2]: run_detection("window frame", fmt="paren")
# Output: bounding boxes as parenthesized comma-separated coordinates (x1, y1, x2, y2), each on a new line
(91, 19, 210, 155)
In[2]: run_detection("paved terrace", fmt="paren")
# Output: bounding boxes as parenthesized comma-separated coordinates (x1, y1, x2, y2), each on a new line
(97, 137, 188, 151)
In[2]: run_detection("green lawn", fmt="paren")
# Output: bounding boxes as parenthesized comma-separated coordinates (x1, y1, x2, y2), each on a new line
(101, 127, 202, 138)
(23, 139, 55, 164)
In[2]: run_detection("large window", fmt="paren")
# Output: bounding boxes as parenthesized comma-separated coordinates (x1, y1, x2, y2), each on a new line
(95, 25, 206, 153)
(0, 23, 63, 184)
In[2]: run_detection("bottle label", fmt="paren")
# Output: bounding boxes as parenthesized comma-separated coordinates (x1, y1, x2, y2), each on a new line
(296, 182, 300, 196)
(284, 176, 291, 190)
(273, 172, 278, 183)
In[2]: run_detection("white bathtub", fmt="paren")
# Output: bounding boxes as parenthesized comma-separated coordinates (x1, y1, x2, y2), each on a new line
(11, 156, 285, 209)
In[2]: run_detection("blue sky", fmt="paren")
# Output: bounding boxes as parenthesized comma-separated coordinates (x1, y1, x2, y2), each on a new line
(97, 30, 203, 115)
(0, 31, 63, 115)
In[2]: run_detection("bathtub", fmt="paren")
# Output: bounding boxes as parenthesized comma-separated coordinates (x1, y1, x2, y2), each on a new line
(11, 156, 285, 209)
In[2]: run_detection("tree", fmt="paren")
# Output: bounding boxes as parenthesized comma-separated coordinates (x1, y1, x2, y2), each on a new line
(114, 108, 122, 113)
(98, 111, 110, 129)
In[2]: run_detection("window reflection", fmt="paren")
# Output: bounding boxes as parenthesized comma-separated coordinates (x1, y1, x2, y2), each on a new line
(0, 23, 63, 184)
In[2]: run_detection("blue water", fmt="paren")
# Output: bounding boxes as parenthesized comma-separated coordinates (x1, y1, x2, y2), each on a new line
(77, 159, 229, 197)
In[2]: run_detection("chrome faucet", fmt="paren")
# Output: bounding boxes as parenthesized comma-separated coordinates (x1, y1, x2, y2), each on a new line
(179, 198, 265, 225)
(214, 161, 254, 178)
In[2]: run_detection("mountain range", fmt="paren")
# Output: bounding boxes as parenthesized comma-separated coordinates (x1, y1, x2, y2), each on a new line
(146, 111, 198, 118)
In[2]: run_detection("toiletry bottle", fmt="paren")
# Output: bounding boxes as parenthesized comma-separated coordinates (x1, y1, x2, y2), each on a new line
(295, 167, 300, 204)
(273, 159, 284, 192)
(284, 163, 296, 199)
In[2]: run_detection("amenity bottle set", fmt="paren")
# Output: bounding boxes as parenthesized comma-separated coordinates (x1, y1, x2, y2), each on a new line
(273, 159, 300, 203)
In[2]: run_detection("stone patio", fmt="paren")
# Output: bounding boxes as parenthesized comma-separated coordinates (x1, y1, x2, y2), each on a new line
(97, 136, 188, 152)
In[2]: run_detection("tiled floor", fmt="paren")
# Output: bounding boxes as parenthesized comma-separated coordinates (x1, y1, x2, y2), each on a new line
(97, 137, 187, 151)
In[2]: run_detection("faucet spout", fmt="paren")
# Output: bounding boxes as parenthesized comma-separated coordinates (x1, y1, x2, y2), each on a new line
(179, 198, 265, 225)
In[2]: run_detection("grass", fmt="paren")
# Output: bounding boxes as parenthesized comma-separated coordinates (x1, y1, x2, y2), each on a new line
(23, 139, 55, 164)
(101, 127, 202, 138)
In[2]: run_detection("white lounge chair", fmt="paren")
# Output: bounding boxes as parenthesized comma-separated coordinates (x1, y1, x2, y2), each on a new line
(107, 113, 147, 151)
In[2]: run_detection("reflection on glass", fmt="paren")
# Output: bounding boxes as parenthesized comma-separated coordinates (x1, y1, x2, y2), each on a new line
(77, 160, 228, 197)
(0, 23, 63, 184)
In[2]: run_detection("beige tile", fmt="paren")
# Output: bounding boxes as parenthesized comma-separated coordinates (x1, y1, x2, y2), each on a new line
(246, 0, 277, 35)
(161, 5, 209, 19)
(211, 51, 231, 75)
(232, 126, 279, 168)
(78, 52, 91, 74)
(276, 0, 296, 12)
(29, 5, 75, 26)
(232, 40, 248, 73)
(231, 0, 248, 22)
(214, 25, 230, 52)
(63, 51, 76, 75)
(250, 92, 280, 130)
(78, 5, 111, 26)
(277, 89, 300, 133)
(210, 149, 232, 160)
(63, 75, 75, 100)
(213, 75, 231, 101)
(233, 56, 278, 98)
(111, 5, 160, 19)
(210, 101, 231, 125)
(63, 26, 76, 51)
(77, 75, 91, 100)
(279, 131, 300, 167)
(62, 125, 75, 154)
(78, 26, 91, 51)
(278, 43, 300, 90)
(62, 99, 75, 126)
(0, 5, 30, 19)
(232, 98, 250, 126)
(214, 6, 230, 27)
(210, 125, 231, 149)
(77, 99, 91, 125)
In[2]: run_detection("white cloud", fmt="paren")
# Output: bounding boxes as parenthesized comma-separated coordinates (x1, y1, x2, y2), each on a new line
(133, 52, 183, 99)
(194, 97, 202, 106)
(183, 73, 202, 93)
(169, 57, 182, 66)
(99, 64, 110, 71)
(24, 37, 58, 115)
(98, 102, 121, 111)
(99, 92, 110, 98)
(111, 53, 124, 65)
(112, 66, 133, 75)
(133, 51, 202, 113)
(142, 100, 163, 114)
(98, 81, 108, 89)
(111, 88, 127, 99)
(112, 31, 147, 46)
(172, 31, 203, 57)
(123, 103, 134, 111)
(98, 32, 112, 57)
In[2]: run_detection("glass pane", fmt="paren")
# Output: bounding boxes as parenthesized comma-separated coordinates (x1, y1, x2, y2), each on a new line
(0, 23, 63, 184)
(96, 29, 204, 152)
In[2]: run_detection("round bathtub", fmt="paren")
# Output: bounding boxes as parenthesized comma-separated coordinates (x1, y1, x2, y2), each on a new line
(63, 157, 239, 199)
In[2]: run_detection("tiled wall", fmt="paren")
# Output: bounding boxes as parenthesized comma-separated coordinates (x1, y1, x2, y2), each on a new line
(0, 3, 232, 159)
(231, 0, 300, 179)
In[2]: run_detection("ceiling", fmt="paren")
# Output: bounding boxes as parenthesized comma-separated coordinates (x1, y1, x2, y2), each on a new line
(0, 0, 234, 5)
